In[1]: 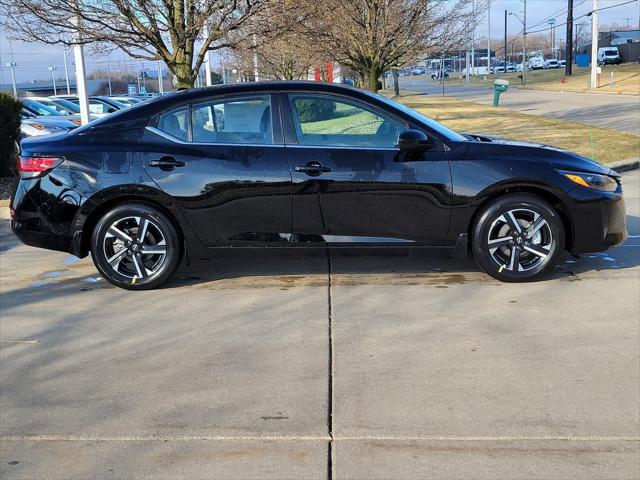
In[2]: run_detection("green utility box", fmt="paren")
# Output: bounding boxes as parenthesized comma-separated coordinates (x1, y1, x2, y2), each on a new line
(493, 79, 509, 106)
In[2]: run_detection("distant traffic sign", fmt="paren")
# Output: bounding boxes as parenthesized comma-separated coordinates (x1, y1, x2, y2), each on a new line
(547, 18, 556, 26)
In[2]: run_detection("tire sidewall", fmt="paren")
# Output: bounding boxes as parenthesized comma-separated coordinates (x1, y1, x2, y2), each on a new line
(472, 194, 564, 282)
(91, 203, 180, 290)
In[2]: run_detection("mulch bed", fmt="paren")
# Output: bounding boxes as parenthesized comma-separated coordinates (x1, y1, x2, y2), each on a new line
(0, 176, 17, 201)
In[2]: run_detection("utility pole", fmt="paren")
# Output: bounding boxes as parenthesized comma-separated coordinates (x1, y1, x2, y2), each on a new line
(48, 66, 57, 95)
(523, 0, 528, 85)
(63, 48, 71, 94)
(6, 62, 17, 96)
(504, 10, 508, 72)
(487, 0, 491, 74)
(6, 38, 17, 96)
(590, 0, 598, 89)
(565, 0, 574, 75)
(470, 0, 475, 75)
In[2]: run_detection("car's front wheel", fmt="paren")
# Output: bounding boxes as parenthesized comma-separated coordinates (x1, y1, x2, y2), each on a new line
(91, 203, 181, 290)
(472, 194, 565, 282)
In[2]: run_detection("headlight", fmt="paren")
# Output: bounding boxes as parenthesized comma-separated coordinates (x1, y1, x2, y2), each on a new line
(558, 170, 619, 192)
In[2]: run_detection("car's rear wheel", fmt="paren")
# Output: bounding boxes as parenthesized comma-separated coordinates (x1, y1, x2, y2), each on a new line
(91, 203, 181, 290)
(472, 194, 564, 282)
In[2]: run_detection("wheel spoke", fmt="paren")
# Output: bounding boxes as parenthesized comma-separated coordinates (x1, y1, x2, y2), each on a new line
(488, 236, 512, 248)
(107, 226, 132, 243)
(526, 216, 547, 238)
(504, 210, 522, 234)
(141, 245, 166, 255)
(508, 246, 521, 271)
(132, 253, 149, 278)
(106, 247, 129, 268)
(137, 217, 149, 242)
(523, 244, 550, 258)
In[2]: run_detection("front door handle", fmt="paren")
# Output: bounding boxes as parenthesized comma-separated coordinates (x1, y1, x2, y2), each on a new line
(295, 161, 332, 176)
(149, 156, 185, 171)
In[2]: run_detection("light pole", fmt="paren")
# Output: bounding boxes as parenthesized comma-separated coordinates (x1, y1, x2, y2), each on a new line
(504, 10, 508, 73)
(487, 0, 491, 74)
(63, 48, 71, 94)
(6, 62, 17, 96)
(471, 0, 476, 75)
(48, 66, 57, 95)
(157, 60, 163, 94)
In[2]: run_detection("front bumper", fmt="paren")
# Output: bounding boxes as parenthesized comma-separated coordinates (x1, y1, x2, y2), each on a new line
(568, 187, 627, 254)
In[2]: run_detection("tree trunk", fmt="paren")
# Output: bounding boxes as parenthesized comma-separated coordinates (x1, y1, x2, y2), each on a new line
(365, 67, 381, 92)
(170, 61, 196, 89)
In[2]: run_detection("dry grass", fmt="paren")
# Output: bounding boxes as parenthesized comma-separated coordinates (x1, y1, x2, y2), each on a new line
(395, 93, 640, 165)
(449, 63, 640, 95)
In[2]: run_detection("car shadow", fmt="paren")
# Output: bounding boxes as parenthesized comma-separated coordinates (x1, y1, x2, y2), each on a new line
(161, 214, 640, 289)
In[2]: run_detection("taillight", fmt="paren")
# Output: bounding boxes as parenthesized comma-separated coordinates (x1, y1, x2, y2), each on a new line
(16, 156, 64, 178)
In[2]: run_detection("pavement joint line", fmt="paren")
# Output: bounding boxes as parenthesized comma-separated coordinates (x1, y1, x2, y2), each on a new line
(1, 435, 639, 442)
(326, 249, 335, 480)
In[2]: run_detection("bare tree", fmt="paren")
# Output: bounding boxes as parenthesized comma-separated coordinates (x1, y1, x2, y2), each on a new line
(302, 0, 480, 91)
(0, 0, 290, 88)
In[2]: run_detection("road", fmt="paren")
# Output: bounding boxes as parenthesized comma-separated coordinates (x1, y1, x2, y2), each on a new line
(399, 76, 640, 135)
(1, 171, 639, 479)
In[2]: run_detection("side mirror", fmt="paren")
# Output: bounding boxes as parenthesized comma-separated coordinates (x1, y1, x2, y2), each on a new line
(398, 129, 430, 152)
(107, 107, 116, 113)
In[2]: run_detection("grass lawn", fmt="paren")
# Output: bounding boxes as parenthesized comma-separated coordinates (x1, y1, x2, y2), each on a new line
(447, 63, 640, 95)
(394, 93, 640, 165)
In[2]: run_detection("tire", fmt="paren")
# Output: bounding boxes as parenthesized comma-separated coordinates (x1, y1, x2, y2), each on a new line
(471, 193, 565, 282)
(91, 202, 181, 290)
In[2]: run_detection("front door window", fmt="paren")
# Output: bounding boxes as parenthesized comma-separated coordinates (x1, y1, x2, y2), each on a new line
(288, 95, 405, 148)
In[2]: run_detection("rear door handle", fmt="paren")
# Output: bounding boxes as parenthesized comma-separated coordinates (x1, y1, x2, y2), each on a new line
(149, 156, 185, 171)
(295, 162, 332, 176)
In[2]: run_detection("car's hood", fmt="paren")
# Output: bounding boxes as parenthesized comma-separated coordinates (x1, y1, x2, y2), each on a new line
(462, 132, 616, 177)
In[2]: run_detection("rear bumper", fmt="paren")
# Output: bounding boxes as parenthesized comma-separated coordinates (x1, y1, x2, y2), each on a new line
(568, 189, 627, 254)
(10, 177, 77, 255)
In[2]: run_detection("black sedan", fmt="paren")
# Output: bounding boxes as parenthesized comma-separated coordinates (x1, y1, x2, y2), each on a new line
(11, 81, 627, 289)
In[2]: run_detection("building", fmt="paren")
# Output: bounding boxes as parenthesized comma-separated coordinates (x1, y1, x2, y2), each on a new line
(578, 29, 640, 64)
(0, 80, 104, 97)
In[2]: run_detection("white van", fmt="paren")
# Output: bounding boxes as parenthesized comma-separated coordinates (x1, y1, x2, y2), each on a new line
(528, 57, 544, 70)
(598, 47, 621, 65)
(543, 59, 560, 69)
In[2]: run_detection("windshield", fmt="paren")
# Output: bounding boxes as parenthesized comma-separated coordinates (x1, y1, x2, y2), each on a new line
(368, 92, 467, 141)
(35, 98, 80, 114)
(604, 51, 618, 56)
(22, 99, 63, 116)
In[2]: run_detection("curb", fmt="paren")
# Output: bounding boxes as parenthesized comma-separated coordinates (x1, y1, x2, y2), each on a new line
(609, 158, 640, 173)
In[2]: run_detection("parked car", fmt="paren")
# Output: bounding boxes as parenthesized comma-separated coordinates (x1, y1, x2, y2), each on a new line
(492, 65, 506, 73)
(52, 95, 123, 117)
(12, 81, 627, 289)
(410, 67, 425, 75)
(598, 47, 621, 65)
(543, 59, 560, 69)
(19, 109, 79, 137)
(528, 57, 545, 70)
(21, 98, 82, 125)
(431, 70, 449, 79)
(108, 96, 144, 106)
(29, 96, 82, 115)
(558, 60, 566, 67)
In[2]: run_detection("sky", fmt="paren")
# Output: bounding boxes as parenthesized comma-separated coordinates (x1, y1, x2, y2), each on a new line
(1, 0, 639, 84)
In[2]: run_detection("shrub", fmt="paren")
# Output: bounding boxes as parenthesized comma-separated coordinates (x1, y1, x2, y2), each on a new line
(293, 98, 336, 123)
(0, 93, 21, 177)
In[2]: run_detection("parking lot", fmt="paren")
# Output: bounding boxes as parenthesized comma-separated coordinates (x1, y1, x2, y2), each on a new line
(1, 170, 639, 479)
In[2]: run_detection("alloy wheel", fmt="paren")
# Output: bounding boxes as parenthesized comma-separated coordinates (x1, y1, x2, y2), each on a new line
(102, 216, 167, 280)
(487, 208, 554, 273)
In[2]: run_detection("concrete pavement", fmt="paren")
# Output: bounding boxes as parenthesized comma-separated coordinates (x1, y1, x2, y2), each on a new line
(1, 171, 639, 479)
(399, 76, 640, 135)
